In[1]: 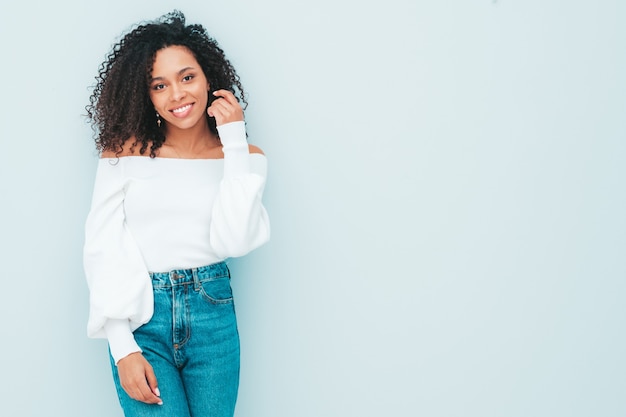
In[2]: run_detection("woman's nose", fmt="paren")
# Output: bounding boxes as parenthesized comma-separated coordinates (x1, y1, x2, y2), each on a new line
(170, 84, 186, 101)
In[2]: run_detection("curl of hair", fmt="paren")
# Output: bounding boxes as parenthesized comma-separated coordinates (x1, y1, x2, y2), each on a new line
(85, 10, 247, 157)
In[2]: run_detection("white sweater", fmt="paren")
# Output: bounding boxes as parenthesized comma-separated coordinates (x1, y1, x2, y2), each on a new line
(83, 121, 270, 363)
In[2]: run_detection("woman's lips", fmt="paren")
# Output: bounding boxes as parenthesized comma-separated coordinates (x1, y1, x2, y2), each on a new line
(170, 103, 193, 118)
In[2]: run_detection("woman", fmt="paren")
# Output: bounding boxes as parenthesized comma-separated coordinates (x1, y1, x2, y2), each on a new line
(84, 10, 270, 417)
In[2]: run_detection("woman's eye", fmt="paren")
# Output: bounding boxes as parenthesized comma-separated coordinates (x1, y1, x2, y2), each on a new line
(152, 84, 165, 91)
(183, 75, 194, 82)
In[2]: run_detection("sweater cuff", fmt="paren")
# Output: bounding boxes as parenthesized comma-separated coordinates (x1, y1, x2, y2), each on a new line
(217, 121, 250, 178)
(104, 319, 142, 365)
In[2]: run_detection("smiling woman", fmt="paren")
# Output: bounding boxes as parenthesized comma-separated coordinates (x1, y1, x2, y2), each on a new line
(83, 10, 270, 417)
(150, 46, 213, 132)
(146, 45, 247, 159)
(86, 10, 249, 159)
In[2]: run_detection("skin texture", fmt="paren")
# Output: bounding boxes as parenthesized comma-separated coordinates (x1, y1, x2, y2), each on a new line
(113, 46, 261, 405)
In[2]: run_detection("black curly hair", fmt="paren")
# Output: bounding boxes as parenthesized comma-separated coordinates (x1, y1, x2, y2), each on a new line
(86, 10, 247, 157)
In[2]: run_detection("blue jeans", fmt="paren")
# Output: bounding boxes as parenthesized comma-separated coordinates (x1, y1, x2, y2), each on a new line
(110, 262, 240, 417)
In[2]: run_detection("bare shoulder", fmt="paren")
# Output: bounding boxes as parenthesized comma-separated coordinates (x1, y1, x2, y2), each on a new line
(248, 144, 265, 155)
(101, 137, 152, 158)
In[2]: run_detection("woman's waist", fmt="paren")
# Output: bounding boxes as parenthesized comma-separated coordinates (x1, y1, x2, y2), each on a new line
(148, 260, 230, 287)
(140, 243, 225, 274)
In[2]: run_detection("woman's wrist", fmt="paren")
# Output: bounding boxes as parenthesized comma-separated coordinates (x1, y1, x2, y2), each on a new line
(217, 121, 247, 152)
(218, 121, 251, 178)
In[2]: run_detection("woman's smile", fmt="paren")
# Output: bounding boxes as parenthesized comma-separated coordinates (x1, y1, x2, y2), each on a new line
(171, 103, 194, 117)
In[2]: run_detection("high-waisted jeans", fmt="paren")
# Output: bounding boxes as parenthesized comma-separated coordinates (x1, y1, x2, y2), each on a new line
(110, 262, 240, 417)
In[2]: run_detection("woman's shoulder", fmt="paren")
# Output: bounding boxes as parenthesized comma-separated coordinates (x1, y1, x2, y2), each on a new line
(100, 139, 264, 158)
(248, 144, 264, 155)
(101, 137, 153, 158)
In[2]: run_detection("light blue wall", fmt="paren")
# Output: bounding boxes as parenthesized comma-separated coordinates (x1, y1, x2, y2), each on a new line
(1, 1, 624, 416)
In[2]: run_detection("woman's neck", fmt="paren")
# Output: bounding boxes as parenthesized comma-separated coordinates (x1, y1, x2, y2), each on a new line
(164, 122, 220, 153)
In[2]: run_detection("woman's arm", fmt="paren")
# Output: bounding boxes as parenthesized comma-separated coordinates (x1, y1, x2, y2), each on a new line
(210, 121, 271, 257)
(83, 159, 153, 363)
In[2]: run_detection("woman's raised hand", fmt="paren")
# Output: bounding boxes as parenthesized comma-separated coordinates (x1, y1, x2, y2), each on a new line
(207, 90, 244, 126)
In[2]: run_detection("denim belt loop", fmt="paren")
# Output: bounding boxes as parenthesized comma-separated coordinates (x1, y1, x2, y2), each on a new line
(192, 267, 200, 290)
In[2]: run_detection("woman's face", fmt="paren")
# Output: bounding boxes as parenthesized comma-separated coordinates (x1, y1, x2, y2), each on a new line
(149, 45, 210, 132)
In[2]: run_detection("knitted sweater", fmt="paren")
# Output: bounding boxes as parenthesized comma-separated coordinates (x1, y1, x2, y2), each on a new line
(83, 121, 270, 363)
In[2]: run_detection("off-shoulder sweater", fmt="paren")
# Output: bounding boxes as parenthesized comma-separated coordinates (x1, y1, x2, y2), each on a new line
(83, 121, 270, 364)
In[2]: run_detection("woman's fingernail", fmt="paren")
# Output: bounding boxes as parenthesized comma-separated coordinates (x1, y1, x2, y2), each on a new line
(154, 387, 161, 397)
(158, 401, 164, 406)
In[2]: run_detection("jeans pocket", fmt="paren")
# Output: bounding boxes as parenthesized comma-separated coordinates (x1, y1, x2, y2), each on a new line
(197, 277, 234, 304)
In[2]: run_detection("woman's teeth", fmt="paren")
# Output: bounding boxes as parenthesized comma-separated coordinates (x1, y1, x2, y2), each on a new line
(172, 104, 192, 114)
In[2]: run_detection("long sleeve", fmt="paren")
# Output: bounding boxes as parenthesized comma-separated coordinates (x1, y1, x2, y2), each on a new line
(83, 159, 152, 363)
(211, 121, 271, 257)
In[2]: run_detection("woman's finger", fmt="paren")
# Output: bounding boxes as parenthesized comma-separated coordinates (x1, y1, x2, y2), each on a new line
(207, 94, 243, 125)
(212, 89, 238, 105)
(118, 353, 163, 405)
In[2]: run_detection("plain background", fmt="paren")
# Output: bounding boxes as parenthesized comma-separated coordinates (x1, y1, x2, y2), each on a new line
(1, 1, 624, 416)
